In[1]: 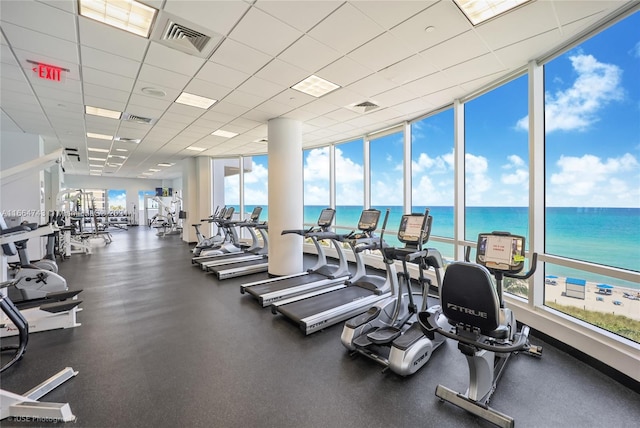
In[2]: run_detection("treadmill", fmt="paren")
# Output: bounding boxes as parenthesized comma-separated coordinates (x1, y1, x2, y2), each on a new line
(199, 207, 267, 270)
(206, 221, 269, 280)
(240, 208, 351, 307)
(270, 209, 393, 335)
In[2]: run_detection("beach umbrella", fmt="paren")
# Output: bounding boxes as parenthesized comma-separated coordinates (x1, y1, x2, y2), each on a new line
(597, 284, 613, 290)
(546, 275, 558, 279)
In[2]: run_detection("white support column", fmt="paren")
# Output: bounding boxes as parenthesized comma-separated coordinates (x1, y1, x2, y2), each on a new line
(363, 137, 370, 209)
(529, 60, 545, 307)
(329, 145, 336, 210)
(181, 157, 198, 243)
(268, 118, 303, 275)
(403, 121, 412, 214)
(453, 100, 466, 261)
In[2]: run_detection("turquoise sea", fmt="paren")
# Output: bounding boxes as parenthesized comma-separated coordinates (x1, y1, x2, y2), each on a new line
(236, 205, 639, 290)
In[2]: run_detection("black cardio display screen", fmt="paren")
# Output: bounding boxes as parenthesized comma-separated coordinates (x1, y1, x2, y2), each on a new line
(476, 233, 526, 273)
(317, 208, 335, 227)
(397, 214, 426, 244)
(250, 206, 262, 220)
(358, 209, 380, 232)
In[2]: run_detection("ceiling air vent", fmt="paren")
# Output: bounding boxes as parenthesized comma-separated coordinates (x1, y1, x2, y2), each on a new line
(353, 101, 379, 113)
(114, 137, 141, 144)
(121, 113, 154, 125)
(150, 11, 224, 58)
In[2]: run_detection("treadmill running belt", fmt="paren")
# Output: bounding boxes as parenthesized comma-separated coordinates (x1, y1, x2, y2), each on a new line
(246, 273, 335, 295)
(276, 287, 374, 321)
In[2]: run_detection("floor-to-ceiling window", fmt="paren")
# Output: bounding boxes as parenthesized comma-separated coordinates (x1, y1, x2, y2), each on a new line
(411, 109, 455, 258)
(335, 139, 364, 233)
(303, 147, 331, 226)
(223, 157, 240, 219)
(542, 12, 640, 343)
(243, 154, 268, 221)
(369, 129, 404, 246)
(464, 75, 530, 298)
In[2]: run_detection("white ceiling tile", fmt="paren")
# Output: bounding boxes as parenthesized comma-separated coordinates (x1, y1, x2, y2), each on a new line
(236, 76, 284, 100)
(421, 30, 490, 71)
(132, 80, 182, 103)
(255, 1, 343, 33)
(390, 1, 471, 53)
(300, 99, 338, 116)
(347, 73, 397, 99)
(269, 89, 315, 109)
(1, 111, 23, 133)
(78, 16, 148, 61)
(317, 56, 373, 87)
(144, 42, 207, 77)
(255, 58, 309, 88)
(81, 46, 141, 79)
(347, 32, 415, 72)
(494, 29, 562, 69)
(377, 54, 439, 85)
(352, 1, 436, 30)
(308, 3, 384, 55)
(0, 1, 77, 42)
(196, 61, 250, 89)
(83, 67, 135, 93)
(324, 107, 363, 123)
(228, 7, 302, 56)
(183, 79, 233, 102)
(127, 93, 172, 112)
(84, 82, 130, 104)
(474, 0, 558, 51)
(277, 35, 342, 75)
(208, 101, 250, 117)
(163, 0, 250, 36)
(1, 23, 79, 64)
(252, 99, 295, 118)
(138, 63, 193, 91)
(444, 53, 505, 86)
(222, 89, 267, 110)
(209, 38, 273, 75)
(31, 82, 83, 104)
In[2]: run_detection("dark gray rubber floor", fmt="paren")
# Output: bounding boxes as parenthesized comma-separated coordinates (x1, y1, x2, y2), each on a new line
(1, 226, 638, 427)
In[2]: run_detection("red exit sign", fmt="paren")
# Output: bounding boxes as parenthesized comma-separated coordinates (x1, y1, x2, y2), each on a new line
(28, 60, 68, 82)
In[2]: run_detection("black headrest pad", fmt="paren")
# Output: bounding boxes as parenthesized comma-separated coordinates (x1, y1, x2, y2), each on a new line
(441, 262, 500, 332)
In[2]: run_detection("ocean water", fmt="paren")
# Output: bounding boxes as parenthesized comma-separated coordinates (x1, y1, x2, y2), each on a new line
(235, 205, 639, 290)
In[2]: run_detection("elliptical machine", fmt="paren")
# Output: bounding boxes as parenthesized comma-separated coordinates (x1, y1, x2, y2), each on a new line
(418, 231, 542, 428)
(341, 209, 450, 376)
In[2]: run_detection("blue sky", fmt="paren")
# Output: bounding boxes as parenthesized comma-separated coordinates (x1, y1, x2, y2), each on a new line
(238, 12, 639, 209)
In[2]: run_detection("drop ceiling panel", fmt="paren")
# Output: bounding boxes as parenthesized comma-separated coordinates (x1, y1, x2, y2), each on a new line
(211, 101, 251, 117)
(163, 0, 250, 36)
(347, 32, 415, 72)
(390, 1, 471, 53)
(0, 1, 77, 42)
(352, 1, 435, 29)
(209, 38, 273, 75)
(80, 45, 141, 79)
(1, 23, 79, 64)
(422, 30, 490, 71)
(137, 63, 193, 91)
(378, 54, 438, 85)
(82, 67, 135, 93)
(444, 53, 505, 85)
(494, 30, 562, 69)
(1, 112, 23, 133)
(77, 17, 148, 61)
(228, 7, 302, 57)
(236, 76, 284, 100)
(269, 89, 315, 109)
(317, 56, 373, 87)
(127, 93, 172, 112)
(31, 83, 83, 104)
(254, 1, 342, 33)
(474, 0, 559, 51)
(84, 83, 130, 104)
(255, 58, 309, 88)
(196, 61, 250, 89)
(347, 73, 398, 99)
(181, 79, 233, 102)
(144, 42, 207, 77)
(308, 3, 384, 55)
(222, 89, 268, 110)
(277, 35, 342, 75)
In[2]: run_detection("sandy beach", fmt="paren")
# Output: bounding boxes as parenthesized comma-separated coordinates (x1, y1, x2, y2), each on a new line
(544, 278, 640, 321)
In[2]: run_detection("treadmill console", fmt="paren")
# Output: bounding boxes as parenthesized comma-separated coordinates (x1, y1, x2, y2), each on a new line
(476, 232, 525, 274)
(397, 214, 429, 245)
(224, 207, 235, 219)
(317, 208, 336, 228)
(358, 209, 381, 232)
(249, 206, 262, 221)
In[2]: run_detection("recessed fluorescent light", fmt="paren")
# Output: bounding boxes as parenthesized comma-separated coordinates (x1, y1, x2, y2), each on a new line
(453, 0, 530, 25)
(148, 168, 161, 172)
(79, 0, 158, 38)
(115, 148, 129, 152)
(114, 137, 140, 144)
(175, 92, 217, 109)
(142, 172, 153, 175)
(157, 163, 174, 167)
(291, 75, 340, 98)
(107, 163, 123, 167)
(186, 146, 206, 152)
(211, 129, 238, 138)
(85, 105, 122, 119)
(88, 157, 107, 161)
(89, 164, 103, 168)
(87, 132, 113, 140)
(108, 155, 127, 159)
(89, 169, 102, 173)
(88, 147, 109, 153)
(90, 173, 101, 176)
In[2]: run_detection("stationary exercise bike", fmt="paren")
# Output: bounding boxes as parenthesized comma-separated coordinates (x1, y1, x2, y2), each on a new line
(341, 209, 450, 376)
(418, 231, 542, 428)
(1, 215, 68, 301)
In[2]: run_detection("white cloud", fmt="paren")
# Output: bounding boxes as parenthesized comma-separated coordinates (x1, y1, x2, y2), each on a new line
(501, 155, 528, 185)
(304, 147, 330, 181)
(516, 53, 623, 132)
(244, 161, 268, 184)
(412, 150, 452, 174)
(504, 154, 525, 168)
(465, 153, 492, 204)
(108, 191, 127, 210)
(632, 41, 640, 58)
(371, 177, 404, 206)
(548, 153, 640, 206)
